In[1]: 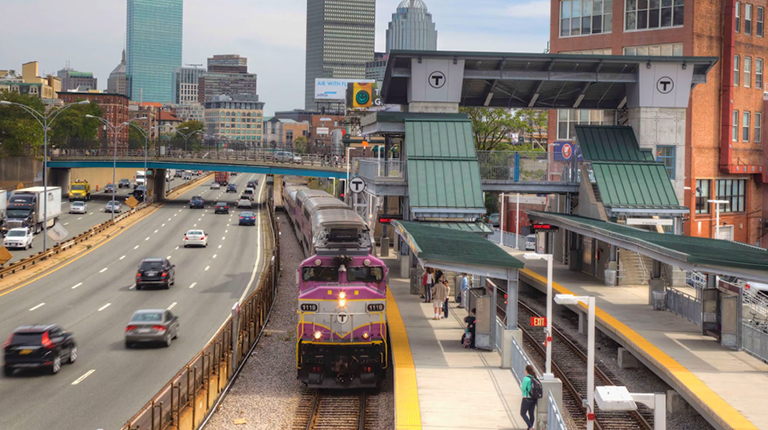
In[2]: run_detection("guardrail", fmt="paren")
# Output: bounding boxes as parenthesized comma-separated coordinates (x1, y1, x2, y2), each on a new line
(358, 158, 405, 180)
(120, 198, 280, 430)
(742, 322, 768, 363)
(547, 390, 568, 430)
(0, 174, 209, 281)
(476, 150, 579, 183)
(488, 228, 525, 250)
(665, 287, 702, 326)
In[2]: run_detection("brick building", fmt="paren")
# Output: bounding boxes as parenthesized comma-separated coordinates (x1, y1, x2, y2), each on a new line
(58, 92, 130, 150)
(548, 0, 767, 246)
(274, 110, 347, 152)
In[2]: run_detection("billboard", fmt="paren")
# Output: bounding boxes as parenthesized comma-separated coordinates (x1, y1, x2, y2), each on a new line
(315, 79, 375, 101)
(552, 140, 583, 162)
(346, 81, 382, 110)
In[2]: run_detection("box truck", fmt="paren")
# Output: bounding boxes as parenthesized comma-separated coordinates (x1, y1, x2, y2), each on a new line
(214, 172, 229, 186)
(69, 180, 91, 201)
(5, 187, 62, 235)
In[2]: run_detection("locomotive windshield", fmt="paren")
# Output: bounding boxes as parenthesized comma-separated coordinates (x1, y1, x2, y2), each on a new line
(302, 266, 339, 282)
(347, 266, 384, 283)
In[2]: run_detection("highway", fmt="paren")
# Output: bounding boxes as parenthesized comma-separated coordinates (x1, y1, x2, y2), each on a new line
(0, 172, 266, 430)
(3, 178, 187, 265)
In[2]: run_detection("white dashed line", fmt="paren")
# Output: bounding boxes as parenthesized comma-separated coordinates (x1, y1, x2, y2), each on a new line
(97, 303, 111, 312)
(205, 266, 210, 271)
(71, 282, 82, 290)
(212, 254, 217, 259)
(168, 218, 172, 221)
(29, 303, 45, 311)
(64, 222, 69, 226)
(193, 224, 197, 227)
(129, 284, 136, 290)
(119, 255, 126, 260)
(162, 224, 166, 227)
(167, 255, 172, 259)
(222, 236, 225, 240)
(174, 214, 178, 217)
(167, 302, 177, 311)
(175, 246, 179, 250)
(71, 369, 95, 386)
(77, 217, 83, 220)
(145, 237, 150, 241)
(218, 245, 222, 249)
(134, 245, 139, 250)
(189, 282, 197, 289)
(154, 229, 158, 234)
(99, 267, 108, 273)
(225, 230, 228, 233)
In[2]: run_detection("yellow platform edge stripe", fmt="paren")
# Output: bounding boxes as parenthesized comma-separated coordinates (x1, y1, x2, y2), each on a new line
(386, 287, 422, 430)
(521, 268, 759, 430)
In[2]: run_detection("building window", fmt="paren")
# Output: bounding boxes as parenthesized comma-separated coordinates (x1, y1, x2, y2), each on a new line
(557, 109, 604, 140)
(757, 59, 765, 89)
(656, 146, 676, 179)
(743, 111, 751, 141)
(625, 0, 684, 31)
(758, 7, 765, 36)
(736, 2, 742, 32)
(745, 57, 752, 87)
(560, 0, 613, 37)
(623, 42, 683, 56)
(746, 3, 753, 34)
(735, 55, 740, 86)
(756, 112, 762, 143)
(733, 110, 739, 141)
(695, 179, 710, 214)
(716, 179, 746, 212)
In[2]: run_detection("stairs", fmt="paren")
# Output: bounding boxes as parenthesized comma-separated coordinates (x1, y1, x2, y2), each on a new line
(618, 250, 652, 286)
(591, 182, 602, 202)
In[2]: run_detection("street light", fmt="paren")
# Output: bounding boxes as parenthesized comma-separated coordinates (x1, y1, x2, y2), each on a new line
(0, 99, 90, 252)
(86, 115, 146, 220)
(127, 123, 165, 203)
(523, 253, 555, 380)
(707, 199, 730, 239)
(176, 129, 203, 154)
(555, 293, 596, 430)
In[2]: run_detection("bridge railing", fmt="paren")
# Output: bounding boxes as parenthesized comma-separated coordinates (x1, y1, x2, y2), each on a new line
(476, 151, 578, 182)
(357, 158, 406, 180)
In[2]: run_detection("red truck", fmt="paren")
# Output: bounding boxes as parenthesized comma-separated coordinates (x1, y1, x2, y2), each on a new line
(214, 172, 229, 186)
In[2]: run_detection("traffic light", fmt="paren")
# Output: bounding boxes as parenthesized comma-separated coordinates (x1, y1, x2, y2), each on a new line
(338, 179, 347, 200)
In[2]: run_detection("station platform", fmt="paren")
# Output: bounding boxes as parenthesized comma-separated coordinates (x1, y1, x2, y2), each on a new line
(504, 247, 768, 430)
(384, 255, 529, 430)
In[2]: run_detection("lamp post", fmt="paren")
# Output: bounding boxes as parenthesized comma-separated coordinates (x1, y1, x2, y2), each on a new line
(86, 115, 146, 220)
(523, 253, 555, 380)
(345, 146, 354, 202)
(176, 128, 203, 155)
(0, 99, 90, 252)
(555, 294, 596, 430)
(500, 192, 505, 247)
(707, 199, 730, 239)
(127, 124, 164, 203)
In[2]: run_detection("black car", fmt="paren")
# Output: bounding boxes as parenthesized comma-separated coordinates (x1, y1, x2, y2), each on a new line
(230, 172, 238, 176)
(239, 211, 256, 226)
(214, 202, 229, 214)
(174, 170, 183, 178)
(104, 183, 116, 193)
(189, 196, 205, 209)
(4, 324, 77, 376)
(118, 179, 131, 189)
(226, 184, 237, 193)
(247, 180, 258, 188)
(136, 258, 175, 290)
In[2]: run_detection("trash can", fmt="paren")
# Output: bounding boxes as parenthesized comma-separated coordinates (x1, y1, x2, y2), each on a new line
(604, 269, 617, 286)
(652, 291, 667, 310)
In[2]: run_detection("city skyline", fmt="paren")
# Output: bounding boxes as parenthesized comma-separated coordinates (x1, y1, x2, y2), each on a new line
(0, 0, 549, 114)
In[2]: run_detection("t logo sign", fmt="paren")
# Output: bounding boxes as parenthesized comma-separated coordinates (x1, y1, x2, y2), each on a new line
(429, 71, 446, 89)
(656, 76, 674, 94)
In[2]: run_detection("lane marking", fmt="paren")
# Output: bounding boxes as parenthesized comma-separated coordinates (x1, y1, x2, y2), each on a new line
(145, 237, 150, 241)
(174, 214, 177, 217)
(97, 303, 111, 311)
(119, 255, 126, 260)
(167, 255, 172, 259)
(77, 217, 83, 220)
(99, 268, 108, 273)
(162, 223, 166, 227)
(218, 245, 222, 249)
(204, 266, 210, 271)
(129, 284, 136, 290)
(154, 229, 158, 234)
(193, 224, 197, 227)
(134, 245, 139, 250)
(168, 218, 172, 221)
(64, 222, 69, 226)
(29, 303, 45, 311)
(175, 246, 179, 250)
(212, 254, 217, 259)
(167, 302, 177, 311)
(189, 282, 197, 289)
(225, 230, 229, 233)
(222, 237, 226, 240)
(71, 369, 95, 386)
(71, 283, 82, 290)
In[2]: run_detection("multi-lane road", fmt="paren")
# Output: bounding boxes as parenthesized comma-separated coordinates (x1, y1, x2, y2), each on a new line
(3, 178, 187, 265)
(0, 173, 267, 430)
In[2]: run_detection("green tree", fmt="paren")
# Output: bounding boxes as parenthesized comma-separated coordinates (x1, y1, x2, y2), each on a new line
(48, 102, 104, 149)
(513, 109, 548, 150)
(0, 90, 46, 156)
(461, 107, 526, 151)
(294, 136, 308, 154)
(128, 126, 146, 150)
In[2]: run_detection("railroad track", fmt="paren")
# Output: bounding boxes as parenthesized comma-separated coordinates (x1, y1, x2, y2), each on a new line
(292, 390, 377, 430)
(517, 300, 654, 430)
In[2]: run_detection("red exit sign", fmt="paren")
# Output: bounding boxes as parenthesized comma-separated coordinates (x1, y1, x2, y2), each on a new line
(532, 223, 557, 231)
(530, 317, 547, 327)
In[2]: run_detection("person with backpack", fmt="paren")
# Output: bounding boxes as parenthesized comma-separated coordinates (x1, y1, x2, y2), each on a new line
(521, 364, 541, 430)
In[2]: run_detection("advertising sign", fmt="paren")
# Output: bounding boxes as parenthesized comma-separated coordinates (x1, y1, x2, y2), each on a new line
(346, 81, 382, 109)
(315, 79, 376, 101)
(553, 140, 583, 162)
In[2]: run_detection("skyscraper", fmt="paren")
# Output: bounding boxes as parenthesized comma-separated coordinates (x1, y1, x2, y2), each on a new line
(305, 0, 376, 110)
(386, 0, 438, 53)
(126, 0, 183, 104)
(173, 66, 204, 104)
(108, 50, 128, 96)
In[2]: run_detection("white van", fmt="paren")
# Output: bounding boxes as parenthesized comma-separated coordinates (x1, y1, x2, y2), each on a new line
(524, 234, 536, 251)
(135, 171, 146, 189)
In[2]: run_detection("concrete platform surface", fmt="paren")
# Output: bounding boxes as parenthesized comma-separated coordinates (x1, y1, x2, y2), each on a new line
(506, 247, 768, 430)
(385, 255, 530, 430)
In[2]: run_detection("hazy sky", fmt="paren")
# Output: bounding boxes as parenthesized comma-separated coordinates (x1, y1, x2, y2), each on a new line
(1, 0, 550, 115)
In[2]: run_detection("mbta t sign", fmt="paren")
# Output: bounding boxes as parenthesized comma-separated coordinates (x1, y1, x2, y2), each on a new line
(350, 177, 365, 194)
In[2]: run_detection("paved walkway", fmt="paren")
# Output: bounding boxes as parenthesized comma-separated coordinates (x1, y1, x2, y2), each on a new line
(504, 247, 768, 430)
(385, 255, 530, 430)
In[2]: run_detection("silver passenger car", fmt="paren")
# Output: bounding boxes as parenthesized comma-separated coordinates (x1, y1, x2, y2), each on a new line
(125, 309, 179, 348)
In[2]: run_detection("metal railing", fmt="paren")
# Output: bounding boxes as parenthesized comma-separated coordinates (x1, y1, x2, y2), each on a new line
(665, 287, 703, 326)
(744, 292, 768, 317)
(742, 322, 768, 363)
(547, 390, 568, 430)
(686, 270, 708, 290)
(494, 316, 504, 352)
(489, 228, 526, 250)
(121, 199, 280, 430)
(476, 151, 578, 182)
(510, 331, 537, 385)
(357, 158, 405, 180)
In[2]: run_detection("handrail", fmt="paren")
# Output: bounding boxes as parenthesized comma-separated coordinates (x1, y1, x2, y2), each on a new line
(637, 252, 648, 283)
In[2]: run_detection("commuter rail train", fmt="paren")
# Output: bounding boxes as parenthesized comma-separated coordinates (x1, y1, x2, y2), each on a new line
(282, 176, 388, 389)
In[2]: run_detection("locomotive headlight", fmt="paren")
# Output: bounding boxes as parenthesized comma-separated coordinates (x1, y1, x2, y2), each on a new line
(338, 291, 347, 307)
(339, 292, 347, 299)
(315, 259, 322, 266)
(362, 332, 370, 339)
(313, 331, 322, 340)
(364, 259, 371, 267)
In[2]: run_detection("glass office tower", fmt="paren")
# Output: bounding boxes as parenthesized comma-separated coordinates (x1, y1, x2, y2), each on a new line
(386, 0, 438, 53)
(126, 0, 183, 104)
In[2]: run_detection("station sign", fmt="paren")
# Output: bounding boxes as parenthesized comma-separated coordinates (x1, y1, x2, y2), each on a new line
(532, 223, 558, 231)
(530, 317, 547, 327)
(378, 214, 403, 225)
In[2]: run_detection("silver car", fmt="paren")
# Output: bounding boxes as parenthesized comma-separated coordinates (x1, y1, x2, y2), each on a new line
(125, 309, 179, 348)
(70, 201, 87, 214)
(105, 200, 122, 213)
(273, 151, 302, 164)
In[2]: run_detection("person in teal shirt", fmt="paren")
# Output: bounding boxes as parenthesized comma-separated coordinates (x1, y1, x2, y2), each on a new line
(520, 364, 537, 430)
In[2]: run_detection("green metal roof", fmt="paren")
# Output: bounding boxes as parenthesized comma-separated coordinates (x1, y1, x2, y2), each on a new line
(575, 125, 655, 162)
(393, 221, 524, 269)
(68, 71, 93, 78)
(422, 222, 494, 234)
(592, 162, 686, 212)
(405, 119, 485, 213)
(527, 211, 768, 274)
(371, 112, 469, 124)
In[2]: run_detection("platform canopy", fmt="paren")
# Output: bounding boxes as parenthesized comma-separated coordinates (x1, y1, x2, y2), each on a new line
(392, 220, 523, 279)
(382, 50, 718, 109)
